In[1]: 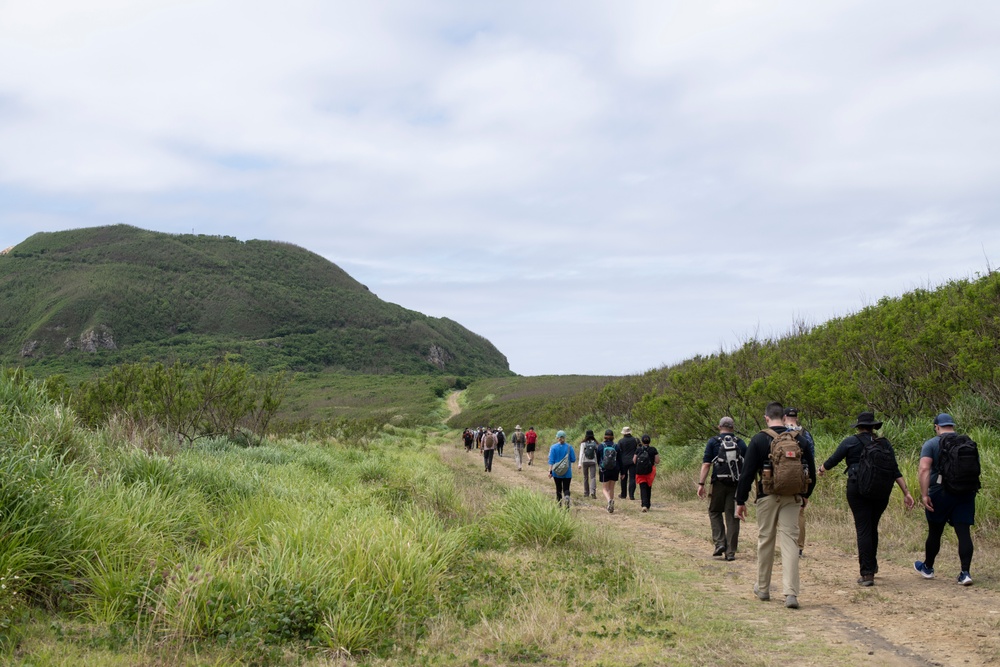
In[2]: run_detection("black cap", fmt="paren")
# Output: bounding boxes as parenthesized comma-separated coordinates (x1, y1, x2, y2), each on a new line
(604, 429, 614, 437)
(784, 407, 798, 417)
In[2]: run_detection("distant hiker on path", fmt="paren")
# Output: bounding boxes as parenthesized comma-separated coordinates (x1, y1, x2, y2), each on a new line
(736, 402, 816, 609)
(463, 428, 474, 452)
(818, 412, 914, 586)
(481, 428, 497, 473)
(511, 425, 527, 471)
(914, 413, 980, 586)
(525, 427, 538, 466)
(598, 429, 620, 513)
(698, 416, 746, 561)
(496, 427, 506, 457)
(616, 427, 639, 501)
(578, 430, 600, 499)
(548, 430, 576, 508)
(783, 408, 815, 557)
(633, 434, 660, 512)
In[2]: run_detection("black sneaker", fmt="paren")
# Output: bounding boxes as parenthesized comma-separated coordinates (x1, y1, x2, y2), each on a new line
(712, 546, 726, 557)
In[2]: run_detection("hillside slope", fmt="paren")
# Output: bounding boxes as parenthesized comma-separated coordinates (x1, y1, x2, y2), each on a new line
(0, 225, 510, 376)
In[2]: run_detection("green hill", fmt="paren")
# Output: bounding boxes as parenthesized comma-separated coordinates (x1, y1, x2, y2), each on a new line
(0, 225, 511, 377)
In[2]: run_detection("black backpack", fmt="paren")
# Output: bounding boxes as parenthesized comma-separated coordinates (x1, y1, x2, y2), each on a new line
(496, 431, 506, 445)
(635, 446, 653, 475)
(600, 445, 618, 472)
(712, 435, 743, 483)
(938, 433, 981, 495)
(854, 435, 898, 499)
(583, 441, 598, 461)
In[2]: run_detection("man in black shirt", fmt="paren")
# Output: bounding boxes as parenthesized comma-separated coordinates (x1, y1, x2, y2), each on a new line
(616, 427, 639, 500)
(736, 402, 817, 609)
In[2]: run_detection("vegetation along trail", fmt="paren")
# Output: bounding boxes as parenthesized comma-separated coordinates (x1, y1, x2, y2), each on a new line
(442, 439, 1000, 666)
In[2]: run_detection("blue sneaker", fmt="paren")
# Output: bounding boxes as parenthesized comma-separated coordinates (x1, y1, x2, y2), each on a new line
(957, 571, 973, 586)
(914, 561, 934, 579)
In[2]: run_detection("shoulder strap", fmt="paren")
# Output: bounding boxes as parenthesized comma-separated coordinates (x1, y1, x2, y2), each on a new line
(763, 428, 779, 439)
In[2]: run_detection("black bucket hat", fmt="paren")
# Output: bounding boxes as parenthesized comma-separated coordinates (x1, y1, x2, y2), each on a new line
(852, 411, 883, 429)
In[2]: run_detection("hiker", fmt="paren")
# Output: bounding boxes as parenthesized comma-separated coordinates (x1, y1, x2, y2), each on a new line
(736, 402, 816, 609)
(616, 427, 639, 501)
(697, 416, 747, 561)
(525, 427, 538, 466)
(548, 430, 576, 508)
(598, 429, 620, 513)
(818, 412, 914, 586)
(463, 428, 474, 452)
(496, 427, 506, 457)
(784, 408, 815, 557)
(633, 434, 660, 512)
(481, 427, 497, 473)
(578, 430, 600, 499)
(914, 413, 979, 586)
(511, 425, 527, 471)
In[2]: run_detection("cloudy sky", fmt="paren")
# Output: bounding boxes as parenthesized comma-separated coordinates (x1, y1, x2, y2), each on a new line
(2, 1, 999, 376)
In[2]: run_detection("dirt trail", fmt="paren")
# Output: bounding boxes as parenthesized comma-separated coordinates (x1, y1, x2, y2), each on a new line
(441, 441, 1000, 667)
(444, 391, 462, 421)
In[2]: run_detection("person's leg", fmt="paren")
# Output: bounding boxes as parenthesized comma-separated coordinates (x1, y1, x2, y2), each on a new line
(484, 449, 494, 472)
(708, 487, 727, 552)
(628, 466, 637, 500)
(798, 505, 806, 551)
(583, 464, 592, 496)
(777, 496, 802, 597)
(640, 482, 651, 509)
(754, 494, 780, 594)
(554, 477, 564, 502)
(924, 520, 946, 569)
(847, 481, 877, 576)
(954, 524, 974, 573)
(723, 485, 740, 557)
(619, 469, 627, 498)
(589, 465, 597, 497)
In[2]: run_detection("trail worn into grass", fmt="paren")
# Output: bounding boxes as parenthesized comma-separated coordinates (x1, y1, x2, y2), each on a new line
(445, 390, 462, 421)
(442, 443, 1000, 667)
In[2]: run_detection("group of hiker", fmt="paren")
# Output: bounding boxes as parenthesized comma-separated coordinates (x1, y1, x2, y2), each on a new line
(464, 401, 982, 609)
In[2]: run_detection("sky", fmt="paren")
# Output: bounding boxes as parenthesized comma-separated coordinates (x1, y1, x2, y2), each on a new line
(2, 1, 1000, 376)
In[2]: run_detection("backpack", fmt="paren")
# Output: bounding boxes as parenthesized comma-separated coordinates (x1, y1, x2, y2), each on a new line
(635, 446, 653, 475)
(600, 445, 618, 472)
(762, 428, 810, 496)
(583, 441, 598, 461)
(938, 433, 981, 495)
(551, 445, 571, 477)
(496, 431, 506, 445)
(854, 435, 897, 499)
(712, 435, 743, 483)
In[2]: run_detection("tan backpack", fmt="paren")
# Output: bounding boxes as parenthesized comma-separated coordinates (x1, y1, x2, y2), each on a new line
(761, 428, 810, 496)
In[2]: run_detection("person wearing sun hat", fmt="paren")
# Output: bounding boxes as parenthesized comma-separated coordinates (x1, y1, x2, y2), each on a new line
(511, 425, 527, 471)
(819, 411, 914, 586)
(616, 426, 640, 501)
(548, 430, 576, 508)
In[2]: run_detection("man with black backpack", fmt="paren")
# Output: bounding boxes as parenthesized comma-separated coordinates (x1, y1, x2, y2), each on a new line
(698, 417, 747, 561)
(736, 402, 816, 609)
(616, 427, 640, 501)
(915, 413, 980, 586)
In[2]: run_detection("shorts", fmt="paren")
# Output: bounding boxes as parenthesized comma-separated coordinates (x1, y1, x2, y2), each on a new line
(526, 443, 536, 453)
(926, 488, 976, 526)
(599, 469, 619, 483)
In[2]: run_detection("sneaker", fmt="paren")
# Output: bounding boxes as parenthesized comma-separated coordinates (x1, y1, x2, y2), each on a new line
(591, 493, 597, 499)
(712, 546, 726, 558)
(857, 575, 874, 587)
(958, 571, 973, 586)
(785, 595, 799, 609)
(753, 584, 770, 601)
(609, 499, 615, 514)
(641, 507, 648, 513)
(725, 554, 735, 561)
(914, 561, 935, 579)
(799, 549, 804, 558)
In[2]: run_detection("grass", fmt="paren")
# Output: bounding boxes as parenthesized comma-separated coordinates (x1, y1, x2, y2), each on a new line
(449, 375, 616, 430)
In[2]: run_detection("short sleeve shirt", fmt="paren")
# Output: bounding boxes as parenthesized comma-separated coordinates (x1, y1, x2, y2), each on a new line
(920, 436, 943, 494)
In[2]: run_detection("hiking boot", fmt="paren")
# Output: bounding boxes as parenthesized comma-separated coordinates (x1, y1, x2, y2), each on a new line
(607, 500, 613, 513)
(712, 546, 726, 558)
(799, 549, 804, 558)
(914, 561, 935, 579)
(725, 554, 736, 561)
(857, 575, 874, 587)
(641, 506, 648, 513)
(784, 595, 799, 609)
(591, 493, 597, 499)
(564, 496, 571, 510)
(753, 584, 770, 601)
(957, 571, 973, 586)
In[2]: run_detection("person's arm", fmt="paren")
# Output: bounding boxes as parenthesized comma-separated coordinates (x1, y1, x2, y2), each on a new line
(735, 437, 762, 516)
(818, 437, 852, 476)
(919, 456, 934, 511)
(697, 462, 711, 498)
(578, 444, 584, 468)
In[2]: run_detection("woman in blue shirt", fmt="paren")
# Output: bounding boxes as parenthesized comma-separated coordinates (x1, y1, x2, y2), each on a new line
(548, 430, 576, 509)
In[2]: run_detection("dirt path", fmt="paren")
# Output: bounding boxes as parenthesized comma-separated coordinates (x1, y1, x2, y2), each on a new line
(445, 391, 462, 421)
(441, 442, 1000, 666)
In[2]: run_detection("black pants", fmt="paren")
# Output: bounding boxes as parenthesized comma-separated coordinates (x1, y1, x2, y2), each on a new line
(846, 478, 891, 577)
(619, 464, 636, 499)
(554, 477, 571, 502)
(924, 521, 974, 572)
(639, 482, 652, 509)
(497, 443, 504, 456)
(483, 449, 495, 472)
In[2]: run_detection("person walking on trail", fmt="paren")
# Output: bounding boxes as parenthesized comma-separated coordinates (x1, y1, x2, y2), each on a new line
(463, 428, 474, 452)
(697, 416, 747, 561)
(511, 425, 527, 471)
(818, 412, 914, 586)
(525, 427, 538, 466)
(736, 402, 817, 610)
(914, 413, 979, 586)
(616, 427, 640, 501)
(496, 427, 506, 457)
(548, 430, 576, 508)
(783, 408, 815, 558)
(598, 429, 620, 513)
(578, 430, 600, 499)
(633, 434, 660, 512)
(481, 428, 497, 473)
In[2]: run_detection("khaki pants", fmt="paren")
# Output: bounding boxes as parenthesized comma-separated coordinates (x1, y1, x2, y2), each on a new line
(755, 494, 802, 597)
(798, 505, 806, 550)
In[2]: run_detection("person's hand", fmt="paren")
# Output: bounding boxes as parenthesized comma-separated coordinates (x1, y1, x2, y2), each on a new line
(800, 496, 808, 509)
(696, 484, 706, 499)
(817, 465, 826, 477)
(904, 492, 915, 510)
(735, 504, 748, 520)
(922, 494, 934, 512)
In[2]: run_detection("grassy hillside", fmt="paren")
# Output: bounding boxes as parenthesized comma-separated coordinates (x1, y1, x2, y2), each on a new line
(448, 375, 615, 430)
(0, 225, 510, 377)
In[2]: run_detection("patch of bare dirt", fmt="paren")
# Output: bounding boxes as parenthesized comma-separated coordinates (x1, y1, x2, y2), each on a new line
(442, 442, 1000, 666)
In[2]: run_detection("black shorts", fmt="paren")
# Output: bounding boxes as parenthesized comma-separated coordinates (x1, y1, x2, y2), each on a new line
(599, 469, 619, 483)
(526, 443, 536, 452)
(926, 489, 976, 526)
